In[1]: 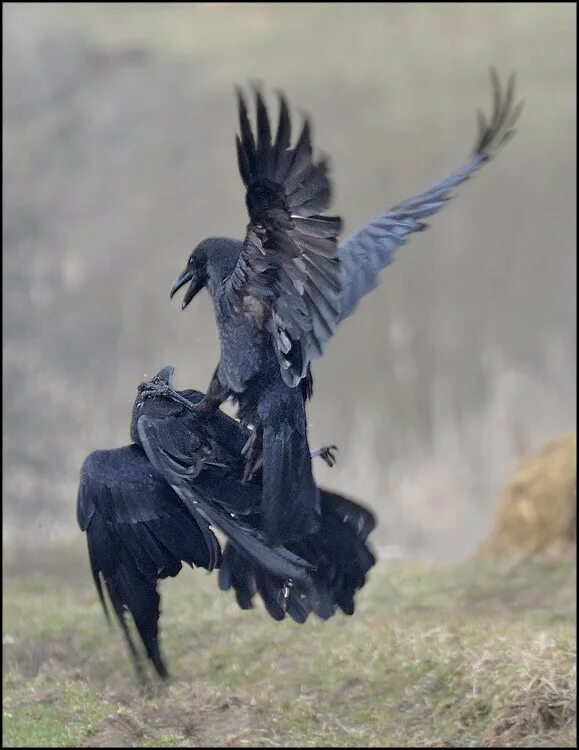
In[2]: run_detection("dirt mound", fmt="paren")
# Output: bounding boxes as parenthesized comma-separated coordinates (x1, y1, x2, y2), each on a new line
(480, 431, 576, 561)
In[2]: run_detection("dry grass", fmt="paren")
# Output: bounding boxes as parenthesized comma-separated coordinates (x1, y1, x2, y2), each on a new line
(480, 431, 577, 562)
(482, 640, 576, 747)
(3, 549, 576, 747)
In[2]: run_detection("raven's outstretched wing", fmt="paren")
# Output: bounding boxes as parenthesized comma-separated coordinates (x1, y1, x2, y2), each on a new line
(224, 88, 343, 386)
(77, 445, 221, 678)
(218, 489, 377, 623)
(337, 69, 523, 321)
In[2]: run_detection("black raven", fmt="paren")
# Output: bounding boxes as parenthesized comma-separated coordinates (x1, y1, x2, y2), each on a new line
(170, 70, 522, 547)
(77, 367, 375, 680)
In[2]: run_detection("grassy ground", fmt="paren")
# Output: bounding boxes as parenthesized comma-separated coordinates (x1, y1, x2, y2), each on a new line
(3, 546, 576, 747)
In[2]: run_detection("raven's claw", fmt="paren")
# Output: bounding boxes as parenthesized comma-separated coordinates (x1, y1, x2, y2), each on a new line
(311, 444, 338, 468)
(241, 430, 263, 482)
(139, 381, 170, 399)
(139, 379, 208, 416)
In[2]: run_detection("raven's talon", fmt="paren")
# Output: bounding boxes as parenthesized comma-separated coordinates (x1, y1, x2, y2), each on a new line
(138, 378, 172, 399)
(241, 430, 263, 482)
(312, 444, 338, 467)
(241, 434, 253, 456)
(140, 389, 158, 400)
(242, 455, 263, 483)
(140, 386, 166, 399)
(139, 379, 212, 418)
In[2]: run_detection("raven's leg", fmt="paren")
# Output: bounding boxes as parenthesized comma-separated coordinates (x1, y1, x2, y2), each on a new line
(139, 367, 230, 416)
(310, 444, 338, 467)
(241, 428, 263, 482)
(189, 367, 231, 415)
(138, 380, 200, 413)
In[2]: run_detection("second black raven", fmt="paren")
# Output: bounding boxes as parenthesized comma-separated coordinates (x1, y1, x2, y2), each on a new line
(78, 367, 375, 679)
(170, 71, 522, 546)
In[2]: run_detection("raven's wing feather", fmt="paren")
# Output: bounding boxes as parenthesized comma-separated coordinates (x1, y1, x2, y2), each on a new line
(319, 490, 377, 541)
(77, 445, 220, 677)
(337, 69, 523, 322)
(135, 411, 261, 515)
(224, 88, 343, 386)
(136, 414, 315, 585)
(78, 445, 221, 579)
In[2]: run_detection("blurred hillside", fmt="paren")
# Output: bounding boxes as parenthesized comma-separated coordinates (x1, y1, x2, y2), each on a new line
(2, 3, 576, 558)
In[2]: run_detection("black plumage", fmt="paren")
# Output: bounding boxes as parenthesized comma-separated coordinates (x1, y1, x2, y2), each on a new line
(77, 443, 216, 680)
(170, 87, 344, 546)
(77, 368, 376, 679)
(170, 70, 522, 546)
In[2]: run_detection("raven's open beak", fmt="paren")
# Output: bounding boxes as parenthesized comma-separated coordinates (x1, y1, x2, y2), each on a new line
(170, 268, 204, 309)
(170, 268, 192, 298)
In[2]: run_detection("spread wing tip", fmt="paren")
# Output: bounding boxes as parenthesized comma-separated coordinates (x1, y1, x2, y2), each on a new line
(474, 68, 524, 159)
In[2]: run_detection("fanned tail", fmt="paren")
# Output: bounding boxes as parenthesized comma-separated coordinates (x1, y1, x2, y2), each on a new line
(218, 490, 377, 622)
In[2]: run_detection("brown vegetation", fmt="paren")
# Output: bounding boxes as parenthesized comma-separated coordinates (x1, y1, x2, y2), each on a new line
(480, 432, 576, 562)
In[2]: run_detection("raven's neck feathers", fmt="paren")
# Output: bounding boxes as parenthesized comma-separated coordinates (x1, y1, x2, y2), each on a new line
(202, 237, 244, 289)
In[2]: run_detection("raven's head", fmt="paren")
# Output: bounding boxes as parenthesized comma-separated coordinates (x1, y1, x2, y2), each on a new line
(130, 365, 177, 442)
(170, 242, 209, 309)
(170, 238, 242, 308)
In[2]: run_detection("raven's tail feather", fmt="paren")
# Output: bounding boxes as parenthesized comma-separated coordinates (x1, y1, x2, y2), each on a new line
(173, 485, 315, 585)
(260, 398, 321, 546)
(218, 490, 376, 623)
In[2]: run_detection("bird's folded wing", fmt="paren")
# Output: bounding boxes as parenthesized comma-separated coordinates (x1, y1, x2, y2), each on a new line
(136, 414, 315, 584)
(135, 411, 262, 515)
(338, 69, 523, 321)
(223, 88, 343, 386)
(77, 444, 221, 674)
(77, 446, 222, 588)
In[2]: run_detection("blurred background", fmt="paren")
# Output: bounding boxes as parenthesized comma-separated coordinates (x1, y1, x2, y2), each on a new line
(3, 2, 576, 560)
